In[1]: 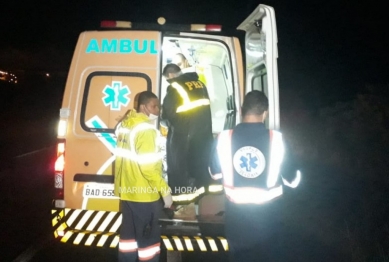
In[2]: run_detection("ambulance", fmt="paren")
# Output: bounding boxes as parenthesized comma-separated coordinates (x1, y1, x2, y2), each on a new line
(52, 4, 280, 254)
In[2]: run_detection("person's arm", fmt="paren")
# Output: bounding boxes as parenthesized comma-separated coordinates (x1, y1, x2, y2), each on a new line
(162, 86, 179, 125)
(135, 129, 171, 198)
(280, 141, 301, 188)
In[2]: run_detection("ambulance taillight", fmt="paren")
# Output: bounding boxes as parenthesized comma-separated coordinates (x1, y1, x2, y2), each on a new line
(54, 109, 69, 208)
(54, 141, 65, 204)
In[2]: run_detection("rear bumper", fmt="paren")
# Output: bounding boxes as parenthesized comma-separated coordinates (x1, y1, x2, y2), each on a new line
(51, 208, 228, 251)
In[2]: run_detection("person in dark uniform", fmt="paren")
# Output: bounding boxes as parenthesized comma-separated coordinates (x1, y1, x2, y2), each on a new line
(209, 90, 301, 261)
(161, 63, 213, 209)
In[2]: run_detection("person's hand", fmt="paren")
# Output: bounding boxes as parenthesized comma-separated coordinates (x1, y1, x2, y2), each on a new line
(162, 194, 173, 208)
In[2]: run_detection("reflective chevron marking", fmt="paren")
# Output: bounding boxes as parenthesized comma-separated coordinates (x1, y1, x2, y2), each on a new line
(161, 236, 174, 251)
(194, 236, 207, 251)
(51, 208, 229, 251)
(183, 236, 194, 251)
(172, 236, 184, 251)
(207, 237, 218, 251)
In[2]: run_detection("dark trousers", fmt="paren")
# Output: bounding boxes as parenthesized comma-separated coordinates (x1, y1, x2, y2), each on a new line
(119, 200, 162, 262)
(166, 128, 213, 194)
(225, 200, 283, 262)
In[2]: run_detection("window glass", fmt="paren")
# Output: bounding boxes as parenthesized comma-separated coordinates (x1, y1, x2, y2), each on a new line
(81, 72, 151, 132)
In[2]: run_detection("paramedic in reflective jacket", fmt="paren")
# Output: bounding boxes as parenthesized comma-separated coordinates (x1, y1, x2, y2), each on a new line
(115, 91, 173, 262)
(162, 63, 213, 204)
(209, 90, 301, 262)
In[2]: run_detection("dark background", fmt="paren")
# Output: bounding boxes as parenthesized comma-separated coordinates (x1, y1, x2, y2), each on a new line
(1, 0, 389, 261)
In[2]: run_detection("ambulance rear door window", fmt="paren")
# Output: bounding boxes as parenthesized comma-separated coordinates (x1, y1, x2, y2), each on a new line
(80, 71, 152, 133)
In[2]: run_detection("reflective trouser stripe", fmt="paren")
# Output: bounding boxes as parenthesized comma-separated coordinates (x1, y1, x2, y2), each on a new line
(138, 243, 160, 261)
(119, 239, 138, 252)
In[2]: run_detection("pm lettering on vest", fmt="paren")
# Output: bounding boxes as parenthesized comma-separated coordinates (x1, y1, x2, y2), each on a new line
(185, 81, 204, 91)
(233, 146, 266, 178)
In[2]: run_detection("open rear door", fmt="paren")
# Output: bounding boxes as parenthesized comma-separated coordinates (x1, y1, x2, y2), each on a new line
(238, 5, 280, 130)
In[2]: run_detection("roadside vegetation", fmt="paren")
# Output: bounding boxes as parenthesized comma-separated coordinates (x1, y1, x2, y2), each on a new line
(281, 84, 389, 261)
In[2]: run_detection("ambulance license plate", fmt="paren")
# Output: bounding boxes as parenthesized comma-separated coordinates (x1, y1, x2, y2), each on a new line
(83, 183, 118, 199)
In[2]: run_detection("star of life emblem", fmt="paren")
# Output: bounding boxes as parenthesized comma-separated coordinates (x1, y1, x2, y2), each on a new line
(102, 81, 130, 110)
(233, 146, 266, 178)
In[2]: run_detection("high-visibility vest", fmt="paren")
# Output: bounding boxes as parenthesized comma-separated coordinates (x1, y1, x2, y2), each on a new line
(170, 81, 210, 113)
(115, 119, 170, 202)
(215, 129, 285, 204)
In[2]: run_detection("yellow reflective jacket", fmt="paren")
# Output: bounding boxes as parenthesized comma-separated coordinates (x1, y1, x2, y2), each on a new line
(114, 110, 170, 202)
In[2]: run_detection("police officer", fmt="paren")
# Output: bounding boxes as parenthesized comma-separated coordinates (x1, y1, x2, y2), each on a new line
(161, 63, 213, 217)
(115, 91, 173, 262)
(209, 90, 301, 261)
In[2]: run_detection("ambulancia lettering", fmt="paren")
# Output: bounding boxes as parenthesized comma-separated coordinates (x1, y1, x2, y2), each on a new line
(86, 39, 158, 54)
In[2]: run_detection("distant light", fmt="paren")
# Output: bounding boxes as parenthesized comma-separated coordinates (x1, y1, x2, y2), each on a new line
(157, 17, 166, 25)
(46, 73, 50, 77)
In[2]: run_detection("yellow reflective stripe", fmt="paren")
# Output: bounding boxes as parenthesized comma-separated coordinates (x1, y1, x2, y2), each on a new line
(194, 236, 207, 251)
(176, 99, 210, 113)
(218, 237, 229, 251)
(115, 148, 162, 164)
(173, 236, 184, 251)
(208, 185, 223, 192)
(217, 130, 233, 187)
(73, 233, 86, 245)
(52, 209, 64, 227)
(183, 236, 194, 251)
(267, 130, 284, 188)
(171, 82, 191, 103)
(129, 123, 157, 154)
(97, 235, 108, 247)
(110, 236, 119, 248)
(224, 185, 283, 204)
(172, 187, 205, 202)
(85, 234, 96, 246)
(171, 82, 210, 113)
(61, 231, 73, 243)
(206, 237, 218, 251)
(162, 236, 174, 251)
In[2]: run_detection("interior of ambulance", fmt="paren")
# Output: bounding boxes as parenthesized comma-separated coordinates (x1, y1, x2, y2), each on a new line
(160, 36, 236, 135)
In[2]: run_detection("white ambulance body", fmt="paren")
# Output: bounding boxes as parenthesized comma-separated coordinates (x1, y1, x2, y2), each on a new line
(52, 4, 279, 252)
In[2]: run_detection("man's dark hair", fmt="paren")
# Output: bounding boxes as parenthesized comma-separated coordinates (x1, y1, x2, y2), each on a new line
(162, 63, 182, 78)
(135, 91, 158, 111)
(241, 90, 269, 117)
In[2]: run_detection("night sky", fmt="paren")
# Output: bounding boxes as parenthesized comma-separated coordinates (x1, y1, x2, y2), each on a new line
(1, 0, 388, 107)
